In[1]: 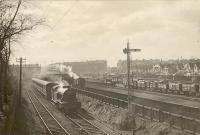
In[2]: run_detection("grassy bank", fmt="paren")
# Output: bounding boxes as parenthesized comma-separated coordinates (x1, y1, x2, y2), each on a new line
(78, 94, 190, 135)
(0, 79, 43, 135)
(12, 80, 45, 135)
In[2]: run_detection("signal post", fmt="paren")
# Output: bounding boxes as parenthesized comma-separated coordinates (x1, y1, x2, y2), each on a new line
(123, 40, 141, 135)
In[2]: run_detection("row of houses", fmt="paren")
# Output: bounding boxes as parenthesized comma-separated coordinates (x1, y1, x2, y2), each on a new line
(117, 59, 200, 76)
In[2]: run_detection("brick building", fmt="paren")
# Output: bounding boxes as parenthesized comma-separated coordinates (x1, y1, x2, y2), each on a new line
(52, 60, 107, 75)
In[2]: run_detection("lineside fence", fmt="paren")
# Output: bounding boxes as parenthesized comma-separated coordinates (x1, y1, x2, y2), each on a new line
(75, 88, 200, 135)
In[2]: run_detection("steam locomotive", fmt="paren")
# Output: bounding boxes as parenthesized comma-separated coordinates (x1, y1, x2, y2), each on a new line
(32, 78, 81, 112)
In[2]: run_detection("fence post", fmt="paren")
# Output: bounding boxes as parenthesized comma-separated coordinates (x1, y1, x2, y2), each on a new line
(119, 99, 121, 108)
(163, 112, 165, 123)
(192, 119, 196, 135)
(150, 108, 153, 121)
(180, 116, 184, 130)
(106, 97, 108, 104)
(158, 109, 162, 122)
(135, 104, 137, 114)
(101, 95, 103, 103)
(142, 106, 145, 118)
(117, 99, 119, 108)
(169, 114, 174, 127)
(132, 103, 135, 113)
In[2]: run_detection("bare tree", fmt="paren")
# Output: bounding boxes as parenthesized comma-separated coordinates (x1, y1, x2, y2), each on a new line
(0, 0, 44, 111)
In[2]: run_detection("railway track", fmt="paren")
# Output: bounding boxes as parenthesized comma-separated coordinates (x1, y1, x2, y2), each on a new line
(77, 110, 123, 135)
(33, 88, 119, 135)
(27, 90, 71, 135)
(65, 113, 108, 135)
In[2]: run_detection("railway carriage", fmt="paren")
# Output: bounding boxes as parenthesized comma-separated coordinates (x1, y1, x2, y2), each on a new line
(152, 81, 158, 91)
(182, 83, 199, 96)
(111, 76, 119, 85)
(145, 81, 151, 90)
(115, 77, 124, 87)
(121, 78, 135, 88)
(149, 81, 154, 91)
(105, 79, 113, 86)
(32, 78, 57, 100)
(157, 81, 168, 93)
(138, 80, 146, 90)
(122, 78, 128, 88)
(131, 79, 138, 89)
(99, 75, 200, 97)
(150, 81, 158, 91)
(194, 84, 200, 96)
(169, 82, 182, 94)
(182, 83, 193, 96)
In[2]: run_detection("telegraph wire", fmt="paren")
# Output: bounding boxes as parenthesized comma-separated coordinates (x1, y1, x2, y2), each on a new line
(75, 2, 96, 19)
(43, 1, 52, 17)
(51, 0, 78, 30)
(50, 0, 95, 30)
(62, 2, 96, 28)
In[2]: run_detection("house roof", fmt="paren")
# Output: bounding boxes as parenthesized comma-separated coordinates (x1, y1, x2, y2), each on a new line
(186, 62, 200, 69)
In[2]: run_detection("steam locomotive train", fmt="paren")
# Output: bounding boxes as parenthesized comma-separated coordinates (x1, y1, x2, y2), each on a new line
(104, 77, 200, 97)
(32, 78, 83, 112)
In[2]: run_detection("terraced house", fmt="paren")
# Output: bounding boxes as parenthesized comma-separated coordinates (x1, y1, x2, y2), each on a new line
(176, 63, 200, 76)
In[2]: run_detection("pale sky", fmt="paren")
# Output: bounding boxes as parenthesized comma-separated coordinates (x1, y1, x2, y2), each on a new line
(11, 0, 200, 66)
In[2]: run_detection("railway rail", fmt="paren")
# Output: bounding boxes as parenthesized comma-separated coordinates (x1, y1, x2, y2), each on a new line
(77, 110, 123, 135)
(27, 90, 71, 135)
(33, 88, 120, 135)
(65, 113, 108, 135)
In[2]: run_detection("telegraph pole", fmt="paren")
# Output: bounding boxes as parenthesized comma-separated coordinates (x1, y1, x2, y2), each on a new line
(123, 40, 141, 135)
(16, 57, 26, 106)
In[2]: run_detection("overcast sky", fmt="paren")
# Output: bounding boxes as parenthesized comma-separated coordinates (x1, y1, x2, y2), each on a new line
(11, 0, 200, 66)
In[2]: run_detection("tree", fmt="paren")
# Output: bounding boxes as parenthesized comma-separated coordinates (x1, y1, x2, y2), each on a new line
(0, 0, 44, 111)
